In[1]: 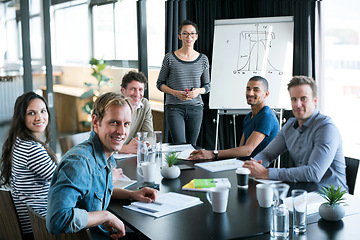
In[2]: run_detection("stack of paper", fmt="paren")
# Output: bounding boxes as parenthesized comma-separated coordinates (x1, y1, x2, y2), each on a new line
(112, 174, 137, 189)
(182, 178, 231, 192)
(195, 159, 244, 172)
(123, 192, 202, 218)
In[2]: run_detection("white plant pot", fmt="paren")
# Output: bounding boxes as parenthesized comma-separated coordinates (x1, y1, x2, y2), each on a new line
(161, 165, 180, 179)
(319, 203, 345, 221)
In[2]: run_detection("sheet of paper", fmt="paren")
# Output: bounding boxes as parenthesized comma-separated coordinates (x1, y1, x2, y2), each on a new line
(112, 174, 137, 189)
(250, 177, 282, 184)
(176, 149, 195, 160)
(113, 152, 137, 160)
(194, 159, 244, 172)
(123, 192, 202, 218)
(162, 144, 195, 153)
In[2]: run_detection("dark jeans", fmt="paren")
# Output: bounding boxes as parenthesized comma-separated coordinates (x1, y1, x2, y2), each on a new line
(165, 105, 203, 145)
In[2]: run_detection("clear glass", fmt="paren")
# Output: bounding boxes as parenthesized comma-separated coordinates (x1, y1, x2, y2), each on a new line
(114, 1, 137, 60)
(93, 3, 115, 60)
(52, 3, 89, 64)
(322, 0, 360, 159)
(271, 183, 290, 238)
(137, 132, 149, 168)
(292, 189, 307, 233)
(147, 0, 165, 67)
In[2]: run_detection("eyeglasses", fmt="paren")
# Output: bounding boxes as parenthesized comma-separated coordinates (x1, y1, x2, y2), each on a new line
(181, 32, 197, 37)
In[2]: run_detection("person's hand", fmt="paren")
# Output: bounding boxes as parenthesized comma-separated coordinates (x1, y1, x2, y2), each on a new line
(112, 168, 124, 183)
(242, 158, 268, 179)
(103, 212, 126, 239)
(188, 149, 214, 160)
(119, 138, 138, 154)
(132, 187, 158, 203)
(186, 88, 200, 99)
(173, 90, 189, 101)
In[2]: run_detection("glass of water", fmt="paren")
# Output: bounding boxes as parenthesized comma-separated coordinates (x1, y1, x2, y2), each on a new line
(271, 183, 290, 238)
(292, 189, 307, 233)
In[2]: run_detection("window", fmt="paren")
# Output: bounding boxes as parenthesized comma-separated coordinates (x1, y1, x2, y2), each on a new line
(323, 0, 360, 159)
(147, 0, 165, 67)
(52, 1, 89, 64)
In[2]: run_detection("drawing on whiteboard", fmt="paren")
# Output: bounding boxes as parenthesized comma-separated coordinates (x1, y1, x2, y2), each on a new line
(233, 24, 283, 75)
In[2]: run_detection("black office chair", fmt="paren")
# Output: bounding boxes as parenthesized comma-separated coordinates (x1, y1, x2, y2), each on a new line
(0, 189, 24, 240)
(27, 205, 91, 240)
(345, 157, 360, 195)
(59, 131, 91, 155)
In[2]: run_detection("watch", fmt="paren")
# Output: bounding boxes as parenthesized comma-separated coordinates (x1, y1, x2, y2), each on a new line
(213, 150, 219, 160)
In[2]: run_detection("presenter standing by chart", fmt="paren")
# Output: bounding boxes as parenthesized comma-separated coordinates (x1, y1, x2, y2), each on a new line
(157, 20, 210, 145)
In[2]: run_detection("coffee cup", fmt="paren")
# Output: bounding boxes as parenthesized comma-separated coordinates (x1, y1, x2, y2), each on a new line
(206, 187, 229, 213)
(138, 162, 156, 183)
(236, 167, 251, 188)
(256, 183, 273, 208)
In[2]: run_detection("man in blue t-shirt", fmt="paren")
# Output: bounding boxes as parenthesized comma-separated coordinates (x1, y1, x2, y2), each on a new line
(189, 76, 279, 160)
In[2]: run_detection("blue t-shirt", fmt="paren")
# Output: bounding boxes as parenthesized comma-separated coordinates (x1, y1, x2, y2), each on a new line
(242, 106, 279, 157)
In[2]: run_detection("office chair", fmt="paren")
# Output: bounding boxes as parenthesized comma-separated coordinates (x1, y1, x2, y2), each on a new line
(0, 189, 24, 240)
(59, 131, 91, 155)
(345, 157, 360, 195)
(27, 205, 91, 240)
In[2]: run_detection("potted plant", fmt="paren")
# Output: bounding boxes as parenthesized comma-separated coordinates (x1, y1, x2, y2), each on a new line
(318, 185, 347, 221)
(80, 57, 113, 127)
(161, 152, 181, 179)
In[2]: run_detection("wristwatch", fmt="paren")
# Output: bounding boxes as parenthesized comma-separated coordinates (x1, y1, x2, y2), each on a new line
(213, 150, 219, 160)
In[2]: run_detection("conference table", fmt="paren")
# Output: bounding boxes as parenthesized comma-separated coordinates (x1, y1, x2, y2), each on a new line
(108, 155, 360, 240)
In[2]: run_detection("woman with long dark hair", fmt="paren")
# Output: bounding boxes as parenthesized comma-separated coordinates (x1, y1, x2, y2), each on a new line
(0, 92, 57, 239)
(157, 20, 210, 145)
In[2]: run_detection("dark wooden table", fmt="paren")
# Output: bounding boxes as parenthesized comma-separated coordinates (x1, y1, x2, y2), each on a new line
(108, 156, 360, 240)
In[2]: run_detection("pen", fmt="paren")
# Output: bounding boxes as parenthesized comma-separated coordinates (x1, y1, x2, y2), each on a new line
(136, 206, 159, 213)
(185, 88, 188, 93)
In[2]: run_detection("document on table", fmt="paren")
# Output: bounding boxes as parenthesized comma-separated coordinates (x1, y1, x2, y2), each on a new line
(194, 158, 244, 172)
(113, 152, 137, 160)
(250, 177, 282, 184)
(285, 192, 360, 216)
(123, 192, 202, 218)
(162, 144, 195, 153)
(112, 174, 137, 189)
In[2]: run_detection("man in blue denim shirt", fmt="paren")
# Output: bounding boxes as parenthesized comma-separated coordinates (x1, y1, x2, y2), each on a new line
(46, 93, 157, 239)
(243, 76, 348, 190)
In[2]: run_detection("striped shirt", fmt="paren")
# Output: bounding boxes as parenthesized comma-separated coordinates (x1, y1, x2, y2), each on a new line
(11, 137, 56, 234)
(157, 52, 210, 106)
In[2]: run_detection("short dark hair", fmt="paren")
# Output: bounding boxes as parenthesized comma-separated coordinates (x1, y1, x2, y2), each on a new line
(121, 71, 147, 90)
(287, 76, 317, 97)
(178, 20, 199, 34)
(249, 76, 269, 91)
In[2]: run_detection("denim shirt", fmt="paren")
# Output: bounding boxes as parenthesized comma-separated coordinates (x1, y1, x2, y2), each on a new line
(46, 131, 115, 238)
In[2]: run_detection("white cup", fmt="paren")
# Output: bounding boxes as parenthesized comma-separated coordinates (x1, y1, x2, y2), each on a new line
(206, 187, 229, 213)
(138, 162, 156, 182)
(256, 184, 273, 208)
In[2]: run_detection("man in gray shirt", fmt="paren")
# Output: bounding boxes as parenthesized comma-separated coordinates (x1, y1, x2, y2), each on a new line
(243, 76, 348, 190)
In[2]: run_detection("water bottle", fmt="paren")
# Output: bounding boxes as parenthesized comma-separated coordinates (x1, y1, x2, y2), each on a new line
(270, 183, 290, 238)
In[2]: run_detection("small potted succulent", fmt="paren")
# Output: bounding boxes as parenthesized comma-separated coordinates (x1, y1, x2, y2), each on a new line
(161, 152, 181, 179)
(318, 185, 347, 221)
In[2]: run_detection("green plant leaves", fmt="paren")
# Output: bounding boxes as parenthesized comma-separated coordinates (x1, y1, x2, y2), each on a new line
(318, 185, 346, 207)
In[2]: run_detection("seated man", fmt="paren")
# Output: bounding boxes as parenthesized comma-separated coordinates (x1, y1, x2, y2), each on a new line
(119, 71, 155, 154)
(46, 92, 157, 239)
(189, 76, 279, 160)
(243, 76, 348, 190)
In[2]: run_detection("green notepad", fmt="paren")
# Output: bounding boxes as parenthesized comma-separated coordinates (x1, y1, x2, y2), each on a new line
(193, 179, 216, 188)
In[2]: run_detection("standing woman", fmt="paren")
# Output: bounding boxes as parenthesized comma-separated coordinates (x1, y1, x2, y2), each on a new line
(0, 92, 57, 239)
(157, 20, 210, 145)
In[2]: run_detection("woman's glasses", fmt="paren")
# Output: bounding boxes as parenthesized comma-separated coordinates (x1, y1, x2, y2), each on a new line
(181, 32, 197, 37)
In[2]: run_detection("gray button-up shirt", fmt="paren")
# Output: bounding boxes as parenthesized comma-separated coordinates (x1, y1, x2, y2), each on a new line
(254, 110, 348, 190)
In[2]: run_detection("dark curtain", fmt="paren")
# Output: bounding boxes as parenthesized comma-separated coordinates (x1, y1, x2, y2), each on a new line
(164, 0, 320, 150)
(163, 0, 187, 143)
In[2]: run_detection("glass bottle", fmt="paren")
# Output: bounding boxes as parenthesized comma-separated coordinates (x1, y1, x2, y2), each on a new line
(270, 183, 290, 238)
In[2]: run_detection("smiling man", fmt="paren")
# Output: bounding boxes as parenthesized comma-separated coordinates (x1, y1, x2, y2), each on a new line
(189, 76, 279, 160)
(119, 71, 155, 154)
(243, 76, 348, 190)
(47, 92, 157, 239)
